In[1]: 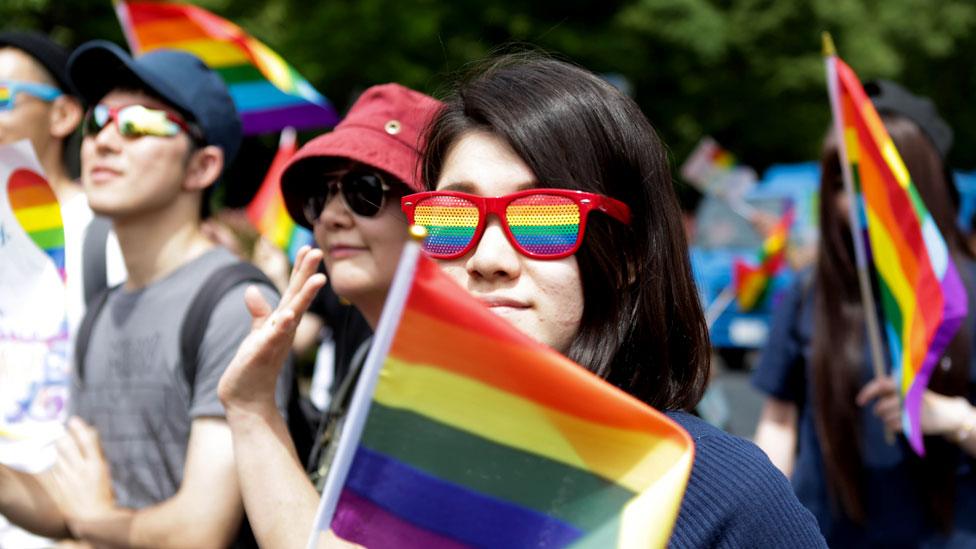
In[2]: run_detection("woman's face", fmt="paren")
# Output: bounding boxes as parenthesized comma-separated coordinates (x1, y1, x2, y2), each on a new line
(310, 163, 409, 325)
(434, 130, 584, 354)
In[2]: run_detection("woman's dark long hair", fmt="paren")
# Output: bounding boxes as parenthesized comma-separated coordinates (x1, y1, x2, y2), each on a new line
(812, 114, 972, 529)
(421, 54, 710, 411)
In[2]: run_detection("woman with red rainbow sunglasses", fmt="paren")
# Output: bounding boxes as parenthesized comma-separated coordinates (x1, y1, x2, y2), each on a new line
(405, 54, 825, 548)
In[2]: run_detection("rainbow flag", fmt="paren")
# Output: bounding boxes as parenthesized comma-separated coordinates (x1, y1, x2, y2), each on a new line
(245, 128, 313, 259)
(732, 205, 794, 311)
(115, 1, 339, 135)
(310, 243, 695, 548)
(827, 53, 968, 454)
(6, 168, 65, 282)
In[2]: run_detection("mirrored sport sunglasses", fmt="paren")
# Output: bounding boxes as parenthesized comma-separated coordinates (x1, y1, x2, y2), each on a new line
(401, 189, 632, 260)
(83, 103, 203, 141)
(303, 169, 393, 224)
(0, 81, 63, 111)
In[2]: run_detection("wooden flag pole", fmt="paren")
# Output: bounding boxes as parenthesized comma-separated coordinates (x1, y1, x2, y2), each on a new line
(822, 33, 893, 443)
(304, 230, 425, 549)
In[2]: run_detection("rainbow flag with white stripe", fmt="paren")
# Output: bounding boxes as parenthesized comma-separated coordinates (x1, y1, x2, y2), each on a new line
(827, 54, 968, 455)
(312, 244, 694, 548)
(115, 1, 339, 135)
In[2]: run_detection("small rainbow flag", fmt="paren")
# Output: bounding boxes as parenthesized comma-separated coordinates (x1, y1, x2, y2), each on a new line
(679, 136, 748, 194)
(115, 1, 339, 135)
(245, 128, 313, 259)
(6, 168, 65, 282)
(732, 205, 794, 311)
(310, 242, 695, 548)
(826, 51, 968, 454)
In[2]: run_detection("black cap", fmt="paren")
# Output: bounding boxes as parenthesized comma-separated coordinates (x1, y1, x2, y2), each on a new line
(865, 79, 953, 160)
(67, 40, 242, 165)
(0, 30, 74, 93)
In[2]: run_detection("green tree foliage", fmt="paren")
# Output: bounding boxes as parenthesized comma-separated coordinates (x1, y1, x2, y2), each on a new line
(4, 0, 975, 181)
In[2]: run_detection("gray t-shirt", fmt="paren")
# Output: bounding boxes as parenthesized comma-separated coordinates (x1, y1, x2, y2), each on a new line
(71, 247, 287, 509)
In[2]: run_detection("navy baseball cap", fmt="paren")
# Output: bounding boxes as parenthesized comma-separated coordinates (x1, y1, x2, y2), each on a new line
(66, 40, 241, 164)
(865, 79, 953, 161)
(0, 30, 74, 93)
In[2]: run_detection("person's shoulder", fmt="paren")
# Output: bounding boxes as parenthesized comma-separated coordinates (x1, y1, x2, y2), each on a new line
(668, 411, 781, 477)
(665, 412, 826, 548)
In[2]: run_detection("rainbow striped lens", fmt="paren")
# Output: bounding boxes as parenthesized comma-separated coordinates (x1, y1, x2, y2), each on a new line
(413, 195, 480, 256)
(0, 85, 11, 110)
(506, 194, 580, 256)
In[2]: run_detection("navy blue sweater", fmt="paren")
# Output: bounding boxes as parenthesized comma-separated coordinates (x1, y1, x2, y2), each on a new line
(666, 411, 826, 548)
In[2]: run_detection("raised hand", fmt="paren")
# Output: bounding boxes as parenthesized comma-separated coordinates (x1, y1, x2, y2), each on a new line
(218, 246, 326, 416)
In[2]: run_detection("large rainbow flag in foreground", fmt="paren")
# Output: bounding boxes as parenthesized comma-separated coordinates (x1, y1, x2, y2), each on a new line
(732, 205, 794, 311)
(309, 242, 695, 548)
(115, 1, 339, 135)
(245, 128, 313, 259)
(826, 49, 968, 455)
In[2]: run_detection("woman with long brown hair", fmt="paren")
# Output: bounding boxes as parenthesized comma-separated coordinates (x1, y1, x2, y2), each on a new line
(754, 80, 976, 547)
(412, 53, 825, 547)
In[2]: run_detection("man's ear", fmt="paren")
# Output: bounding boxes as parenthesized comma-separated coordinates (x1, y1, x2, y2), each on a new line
(184, 145, 224, 192)
(49, 95, 83, 139)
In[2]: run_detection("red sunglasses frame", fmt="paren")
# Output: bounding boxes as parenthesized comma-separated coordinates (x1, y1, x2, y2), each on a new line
(400, 188, 632, 260)
(84, 103, 202, 141)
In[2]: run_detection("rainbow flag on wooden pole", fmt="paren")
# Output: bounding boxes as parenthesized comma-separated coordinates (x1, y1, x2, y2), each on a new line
(823, 34, 968, 455)
(245, 128, 313, 259)
(115, 1, 339, 135)
(307, 233, 695, 548)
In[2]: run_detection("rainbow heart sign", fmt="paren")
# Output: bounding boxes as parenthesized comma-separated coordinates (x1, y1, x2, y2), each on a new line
(7, 168, 65, 281)
(0, 140, 67, 341)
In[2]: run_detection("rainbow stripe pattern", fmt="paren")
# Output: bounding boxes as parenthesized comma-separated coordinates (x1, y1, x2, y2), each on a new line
(245, 130, 313, 259)
(831, 57, 967, 455)
(507, 194, 581, 256)
(6, 168, 65, 281)
(413, 195, 479, 256)
(413, 194, 582, 257)
(115, 1, 339, 135)
(329, 253, 695, 548)
(733, 205, 794, 311)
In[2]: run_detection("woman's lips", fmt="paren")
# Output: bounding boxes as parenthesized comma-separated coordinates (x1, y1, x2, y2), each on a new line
(88, 165, 122, 184)
(478, 296, 530, 310)
(328, 245, 367, 259)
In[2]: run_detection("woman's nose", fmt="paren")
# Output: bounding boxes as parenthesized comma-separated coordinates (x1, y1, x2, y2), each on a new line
(464, 216, 522, 282)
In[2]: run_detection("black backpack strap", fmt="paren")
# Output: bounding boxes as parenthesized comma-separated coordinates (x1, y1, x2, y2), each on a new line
(75, 283, 119, 384)
(82, 216, 112, 307)
(179, 261, 275, 402)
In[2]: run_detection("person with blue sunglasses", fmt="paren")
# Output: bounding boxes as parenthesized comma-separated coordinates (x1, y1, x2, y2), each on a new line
(0, 39, 282, 548)
(0, 30, 127, 549)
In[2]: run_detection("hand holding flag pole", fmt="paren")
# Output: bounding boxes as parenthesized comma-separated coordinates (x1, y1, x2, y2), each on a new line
(822, 33, 968, 454)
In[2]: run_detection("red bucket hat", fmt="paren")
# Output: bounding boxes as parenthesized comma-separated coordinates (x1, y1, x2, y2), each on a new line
(281, 83, 442, 229)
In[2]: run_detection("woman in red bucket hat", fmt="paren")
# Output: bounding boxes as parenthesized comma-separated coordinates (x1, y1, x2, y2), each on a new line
(217, 83, 441, 548)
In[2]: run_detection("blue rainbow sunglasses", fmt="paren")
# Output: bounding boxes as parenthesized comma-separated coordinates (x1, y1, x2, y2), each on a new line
(0, 81, 63, 111)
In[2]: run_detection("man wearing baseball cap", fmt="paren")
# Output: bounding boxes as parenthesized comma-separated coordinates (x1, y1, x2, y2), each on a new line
(0, 40, 286, 547)
(0, 30, 126, 549)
